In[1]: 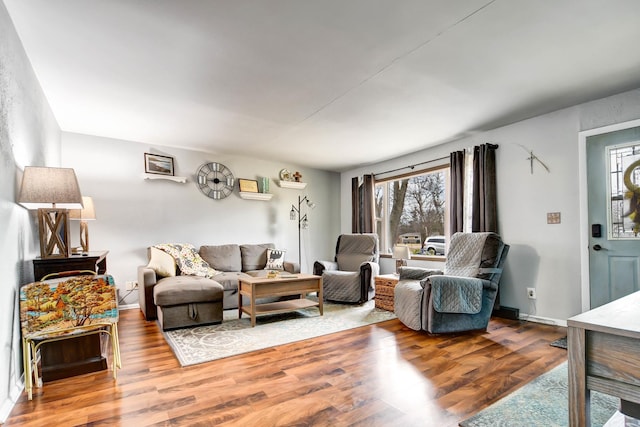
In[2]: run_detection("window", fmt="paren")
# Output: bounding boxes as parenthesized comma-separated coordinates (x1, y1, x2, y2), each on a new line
(375, 165, 449, 256)
(607, 141, 640, 239)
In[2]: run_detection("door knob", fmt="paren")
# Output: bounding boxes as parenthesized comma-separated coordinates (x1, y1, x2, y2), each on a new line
(593, 244, 607, 251)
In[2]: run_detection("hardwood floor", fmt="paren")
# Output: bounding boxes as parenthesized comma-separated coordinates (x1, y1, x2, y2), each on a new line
(6, 309, 567, 426)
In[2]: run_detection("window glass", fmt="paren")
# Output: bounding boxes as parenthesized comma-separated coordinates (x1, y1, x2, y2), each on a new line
(607, 141, 640, 239)
(375, 167, 448, 255)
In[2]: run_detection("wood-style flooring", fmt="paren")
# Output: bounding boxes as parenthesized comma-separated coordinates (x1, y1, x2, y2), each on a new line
(6, 309, 567, 426)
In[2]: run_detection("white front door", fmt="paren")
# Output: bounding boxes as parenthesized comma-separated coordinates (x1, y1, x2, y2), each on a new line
(586, 125, 640, 308)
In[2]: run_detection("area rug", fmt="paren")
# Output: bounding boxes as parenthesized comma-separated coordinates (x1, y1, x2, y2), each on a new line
(163, 299, 396, 366)
(550, 336, 568, 349)
(459, 362, 619, 427)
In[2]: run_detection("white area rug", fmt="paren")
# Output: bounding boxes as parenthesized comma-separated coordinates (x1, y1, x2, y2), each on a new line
(163, 299, 396, 366)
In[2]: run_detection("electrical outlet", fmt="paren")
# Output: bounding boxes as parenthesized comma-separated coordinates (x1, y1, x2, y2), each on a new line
(527, 287, 536, 299)
(125, 281, 138, 291)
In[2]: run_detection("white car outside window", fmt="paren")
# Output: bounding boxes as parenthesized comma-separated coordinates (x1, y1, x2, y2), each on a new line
(423, 236, 446, 255)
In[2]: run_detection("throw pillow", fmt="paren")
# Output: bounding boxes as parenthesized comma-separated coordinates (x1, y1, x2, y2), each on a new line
(147, 246, 177, 277)
(153, 243, 218, 278)
(265, 248, 286, 270)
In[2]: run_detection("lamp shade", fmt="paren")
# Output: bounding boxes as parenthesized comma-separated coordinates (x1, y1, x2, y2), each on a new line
(392, 245, 412, 260)
(18, 166, 83, 209)
(69, 196, 96, 220)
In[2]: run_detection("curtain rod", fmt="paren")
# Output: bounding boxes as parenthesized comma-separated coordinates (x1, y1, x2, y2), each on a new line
(373, 155, 449, 178)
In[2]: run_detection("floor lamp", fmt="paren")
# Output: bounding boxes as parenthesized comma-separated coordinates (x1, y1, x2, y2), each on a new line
(18, 166, 84, 258)
(70, 196, 96, 253)
(290, 195, 316, 268)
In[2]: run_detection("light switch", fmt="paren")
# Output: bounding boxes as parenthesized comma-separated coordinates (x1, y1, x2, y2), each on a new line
(547, 212, 561, 224)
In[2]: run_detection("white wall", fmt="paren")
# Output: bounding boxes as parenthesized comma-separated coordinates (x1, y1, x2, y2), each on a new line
(342, 88, 640, 323)
(0, 2, 61, 420)
(62, 132, 341, 304)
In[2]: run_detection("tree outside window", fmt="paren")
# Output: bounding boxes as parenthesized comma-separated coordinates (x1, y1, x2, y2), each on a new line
(375, 167, 447, 255)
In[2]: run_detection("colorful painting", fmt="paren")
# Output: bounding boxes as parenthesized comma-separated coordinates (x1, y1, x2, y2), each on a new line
(20, 275, 118, 337)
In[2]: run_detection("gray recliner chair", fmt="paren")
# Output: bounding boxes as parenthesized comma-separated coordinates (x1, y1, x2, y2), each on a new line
(394, 232, 509, 334)
(314, 233, 380, 304)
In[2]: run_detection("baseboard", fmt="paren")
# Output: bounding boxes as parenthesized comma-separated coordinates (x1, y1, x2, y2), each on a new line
(0, 375, 23, 424)
(492, 305, 520, 320)
(118, 303, 140, 311)
(519, 313, 567, 328)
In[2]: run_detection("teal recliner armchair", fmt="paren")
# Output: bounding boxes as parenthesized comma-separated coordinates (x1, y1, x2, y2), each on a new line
(394, 232, 509, 334)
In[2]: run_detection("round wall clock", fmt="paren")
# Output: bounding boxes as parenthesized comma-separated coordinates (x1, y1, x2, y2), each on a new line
(196, 162, 235, 199)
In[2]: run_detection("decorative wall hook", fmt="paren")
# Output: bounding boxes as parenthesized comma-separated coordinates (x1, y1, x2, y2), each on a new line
(516, 144, 550, 174)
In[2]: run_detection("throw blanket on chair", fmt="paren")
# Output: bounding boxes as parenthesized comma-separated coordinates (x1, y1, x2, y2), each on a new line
(429, 232, 494, 315)
(444, 232, 491, 277)
(154, 243, 218, 278)
(430, 276, 483, 314)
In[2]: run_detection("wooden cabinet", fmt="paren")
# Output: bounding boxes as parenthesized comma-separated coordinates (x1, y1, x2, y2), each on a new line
(568, 291, 640, 426)
(31, 251, 110, 381)
(33, 251, 108, 281)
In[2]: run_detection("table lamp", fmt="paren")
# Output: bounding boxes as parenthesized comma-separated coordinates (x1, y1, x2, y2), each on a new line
(69, 196, 96, 253)
(18, 166, 84, 258)
(392, 245, 411, 274)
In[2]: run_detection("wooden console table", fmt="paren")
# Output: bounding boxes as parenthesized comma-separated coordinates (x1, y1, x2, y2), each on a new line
(568, 291, 640, 426)
(31, 251, 110, 381)
(33, 251, 108, 280)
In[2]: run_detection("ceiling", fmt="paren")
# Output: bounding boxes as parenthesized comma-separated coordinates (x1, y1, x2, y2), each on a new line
(5, 0, 640, 172)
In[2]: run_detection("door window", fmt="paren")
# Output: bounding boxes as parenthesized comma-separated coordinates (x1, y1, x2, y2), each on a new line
(607, 141, 640, 239)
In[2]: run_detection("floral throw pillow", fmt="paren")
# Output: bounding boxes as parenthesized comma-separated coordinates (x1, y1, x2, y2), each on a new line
(265, 248, 286, 270)
(153, 243, 218, 278)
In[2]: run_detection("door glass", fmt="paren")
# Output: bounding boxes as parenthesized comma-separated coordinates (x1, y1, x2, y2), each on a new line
(607, 141, 640, 239)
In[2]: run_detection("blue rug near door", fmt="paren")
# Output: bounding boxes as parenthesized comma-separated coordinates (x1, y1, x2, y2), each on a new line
(459, 362, 618, 427)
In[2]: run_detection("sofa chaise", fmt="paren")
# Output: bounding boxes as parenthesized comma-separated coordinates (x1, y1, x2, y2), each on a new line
(138, 243, 299, 328)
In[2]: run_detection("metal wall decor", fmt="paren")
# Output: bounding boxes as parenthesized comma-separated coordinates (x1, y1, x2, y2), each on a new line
(196, 162, 234, 200)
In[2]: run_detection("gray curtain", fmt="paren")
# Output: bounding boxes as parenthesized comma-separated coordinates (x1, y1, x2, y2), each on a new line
(351, 177, 360, 233)
(449, 150, 465, 235)
(472, 143, 499, 232)
(352, 174, 375, 233)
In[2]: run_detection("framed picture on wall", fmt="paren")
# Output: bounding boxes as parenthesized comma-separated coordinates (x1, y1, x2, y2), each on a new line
(238, 179, 259, 193)
(144, 153, 174, 176)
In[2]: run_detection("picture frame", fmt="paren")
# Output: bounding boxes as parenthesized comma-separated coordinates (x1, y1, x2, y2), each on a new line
(144, 153, 174, 176)
(238, 178, 259, 193)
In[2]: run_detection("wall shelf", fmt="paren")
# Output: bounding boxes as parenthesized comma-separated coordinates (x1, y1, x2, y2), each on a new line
(278, 180, 307, 189)
(143, 173, 187, 183)
(239, 192, 273, 201)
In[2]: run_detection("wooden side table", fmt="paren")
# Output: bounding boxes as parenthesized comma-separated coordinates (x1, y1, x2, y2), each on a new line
(33, 251, 108, 281)
(567, 290, 640, 426)
(31, 251, 110, 381)
(374, 274, 399, 311)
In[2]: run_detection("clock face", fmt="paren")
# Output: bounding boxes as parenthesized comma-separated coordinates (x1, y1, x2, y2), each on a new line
(196, 162, 235, 199)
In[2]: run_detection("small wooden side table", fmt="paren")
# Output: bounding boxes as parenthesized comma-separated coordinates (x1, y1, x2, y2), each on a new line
(33, 251, 108, 281)
(567, 291, 640, 426)
(374, 274, 399, 311)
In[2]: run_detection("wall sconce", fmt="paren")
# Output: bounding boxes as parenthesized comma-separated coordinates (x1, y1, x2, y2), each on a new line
(290, 195, 316, 267)
(392, 245, 411, 274)
(18, 166, 83, 258)
(69, 196, 96, 253)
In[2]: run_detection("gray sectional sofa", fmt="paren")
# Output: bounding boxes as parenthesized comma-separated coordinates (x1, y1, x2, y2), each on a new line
(138, 243, 299, 321)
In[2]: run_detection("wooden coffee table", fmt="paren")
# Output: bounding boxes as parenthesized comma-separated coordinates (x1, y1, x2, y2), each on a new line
(238, 273, 323, 327)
